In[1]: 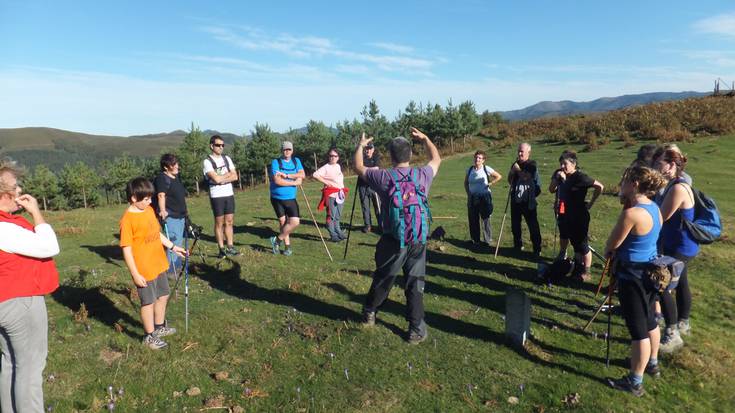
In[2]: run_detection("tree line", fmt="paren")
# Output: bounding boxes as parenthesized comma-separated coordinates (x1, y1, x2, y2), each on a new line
(22, 99, 482, 210)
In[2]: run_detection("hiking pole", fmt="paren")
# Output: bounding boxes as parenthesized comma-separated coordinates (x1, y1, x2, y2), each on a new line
(493, 185, 513, 259)
(588, 246, 607, 263)
(605, 281, 613, 368)
(172, 236, 199, 298)
(594, 255, 613, 298)
(343, 186, 358, 260)
(184, 230, 190, 333)
(299, 185, 333, 262)
(583, 277, 616, 331)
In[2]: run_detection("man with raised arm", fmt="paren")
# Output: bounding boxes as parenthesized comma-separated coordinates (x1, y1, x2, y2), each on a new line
(354, 128, 441, 344)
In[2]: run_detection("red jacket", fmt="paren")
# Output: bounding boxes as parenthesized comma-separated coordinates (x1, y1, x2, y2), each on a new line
(317, 187, 349, 211)
(0, 211, 59, 303)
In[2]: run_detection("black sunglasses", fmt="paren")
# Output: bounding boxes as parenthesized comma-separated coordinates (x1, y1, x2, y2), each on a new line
(213, 143, 225, 148)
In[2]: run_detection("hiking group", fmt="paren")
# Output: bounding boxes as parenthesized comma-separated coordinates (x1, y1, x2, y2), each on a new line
(0, 128, 721, 408)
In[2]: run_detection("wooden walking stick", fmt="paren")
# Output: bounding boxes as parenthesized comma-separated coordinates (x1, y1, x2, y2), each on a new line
(343, 186, 358, 260)
(299, 185, 333, 262)
(493, 185, 513, 259)
(595, 256, 613, 298)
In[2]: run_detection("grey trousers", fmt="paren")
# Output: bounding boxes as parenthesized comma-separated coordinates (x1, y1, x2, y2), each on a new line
(326, 197, 346, 240)
(358, 185, 381, 228)
(0, 296, 48, 413)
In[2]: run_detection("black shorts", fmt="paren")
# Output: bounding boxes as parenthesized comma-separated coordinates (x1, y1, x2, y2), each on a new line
(617, 274, 658, 341)
(558, 213, 589, 254)
(271, 198, 300, 219)
(210, 195, 235, 217)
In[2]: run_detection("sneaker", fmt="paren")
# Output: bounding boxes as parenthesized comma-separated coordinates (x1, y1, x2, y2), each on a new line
(338, 231, 348, 240)
(362, 311, 376, 327)
(362, 226, 371, 233)
(655, 312, 665, 327)
(407, 329, 428, 345)
(152, 325, 177, 338)
(270, 236, 280, 255)
(645, 362, 661, 378)
(659, 326, 684, 354)
(282, 248, 293, 257)
(217, 248, 227, 259)
(226, 246, 240, 256)
(329, 237, 342, 243)
(678, 319, 690, 336)
(607, 375, 645, 397)
(143, 334, 168, 350)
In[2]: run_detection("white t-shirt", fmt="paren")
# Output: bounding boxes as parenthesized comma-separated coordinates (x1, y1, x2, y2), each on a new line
(202, 155, 235, 198)
(468, 165, 496, 195)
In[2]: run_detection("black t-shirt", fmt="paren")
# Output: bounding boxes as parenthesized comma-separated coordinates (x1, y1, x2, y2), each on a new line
(153, 172, 188, 218)
(358, 152, 381, 185)
(560, 170, 595, 214)
(511, 160, 538, 203)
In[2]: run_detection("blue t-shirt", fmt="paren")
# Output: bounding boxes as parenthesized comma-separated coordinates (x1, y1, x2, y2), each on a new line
(270, 157, 304, 200)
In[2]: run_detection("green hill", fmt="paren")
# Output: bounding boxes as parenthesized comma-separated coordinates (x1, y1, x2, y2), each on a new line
(41, 135, 734, 411)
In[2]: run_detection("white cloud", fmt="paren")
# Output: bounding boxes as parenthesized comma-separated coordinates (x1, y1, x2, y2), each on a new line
(678, 50, 735, 68)
(199, 26, 436, 75)
(368, 42, 415, 54)
(692, 12, 735, 38)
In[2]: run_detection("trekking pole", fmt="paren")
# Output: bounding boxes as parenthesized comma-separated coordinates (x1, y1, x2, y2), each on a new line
(172, 236, 198, 297)
(605, 281, 613, 368)
(594, 255, 613, 298)
(299, 185, 333, 262)
(583, 277, 616, 331)
(343, 186, 358, 260)
(184, 231, 189, 333)
(493, 185, 513, 259)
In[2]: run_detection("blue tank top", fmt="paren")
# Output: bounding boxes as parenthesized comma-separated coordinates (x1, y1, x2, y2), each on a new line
(617, 202, 661, 263)
(658, 180, 699, 257)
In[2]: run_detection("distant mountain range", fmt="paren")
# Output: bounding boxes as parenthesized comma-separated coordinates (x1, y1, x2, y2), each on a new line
(499, 91, 710, 121)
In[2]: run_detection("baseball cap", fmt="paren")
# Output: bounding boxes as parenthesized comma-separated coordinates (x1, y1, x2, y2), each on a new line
(282, 141, 294, 150)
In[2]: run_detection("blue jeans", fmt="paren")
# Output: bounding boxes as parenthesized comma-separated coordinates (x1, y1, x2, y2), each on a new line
(163, 216, 185, 274)
(0, 296, 48, 413)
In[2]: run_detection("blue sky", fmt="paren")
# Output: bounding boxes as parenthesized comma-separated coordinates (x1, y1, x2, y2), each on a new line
(2, 1, 735, 136)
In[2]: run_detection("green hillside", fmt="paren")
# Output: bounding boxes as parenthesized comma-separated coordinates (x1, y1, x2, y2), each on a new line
(39, 135, 733, 411)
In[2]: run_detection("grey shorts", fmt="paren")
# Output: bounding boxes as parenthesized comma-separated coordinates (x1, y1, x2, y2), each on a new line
(137, 272, 170, 306)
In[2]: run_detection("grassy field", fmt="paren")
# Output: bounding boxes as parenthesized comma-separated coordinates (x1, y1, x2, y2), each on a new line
(41, 136, 734, 412)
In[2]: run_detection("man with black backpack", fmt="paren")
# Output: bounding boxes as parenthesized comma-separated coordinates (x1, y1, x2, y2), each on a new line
(354, 128, 441, 345)
(508, 142, 542, 256)
(203, 135, 239, 259)
(269, 141, 305, 256)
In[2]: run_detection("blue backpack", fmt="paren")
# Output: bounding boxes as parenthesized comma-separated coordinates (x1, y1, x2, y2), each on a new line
(683, 188, 721, 244)
(386, 168, 432, 248)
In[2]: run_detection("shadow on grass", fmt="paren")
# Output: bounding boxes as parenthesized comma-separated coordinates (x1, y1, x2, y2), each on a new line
(51, 285, 140, 339)
(80, 244, 123, 267)
(194, 261, 359, 322)
(324, 281, 606, 383)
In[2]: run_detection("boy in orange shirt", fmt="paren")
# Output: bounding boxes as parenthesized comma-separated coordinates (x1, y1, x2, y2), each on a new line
(120, 177, 187, 349)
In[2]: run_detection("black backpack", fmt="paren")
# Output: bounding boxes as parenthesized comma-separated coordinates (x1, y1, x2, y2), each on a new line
(205, 155, 232, 189)
(274, 157, 301, 175)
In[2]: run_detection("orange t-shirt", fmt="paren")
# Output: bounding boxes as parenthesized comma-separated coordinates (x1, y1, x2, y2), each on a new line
(119, 206, 169, 281)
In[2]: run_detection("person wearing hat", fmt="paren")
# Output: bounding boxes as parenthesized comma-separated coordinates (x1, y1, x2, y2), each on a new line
(269, 141, 305, 256)
(357, 142, 382, 233)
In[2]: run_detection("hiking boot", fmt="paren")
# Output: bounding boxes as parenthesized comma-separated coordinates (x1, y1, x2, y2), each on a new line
(152, 325, 177, 338)
(338, 231, 348, 240)
(407, 329, 428, 345)
(645, 362, 661, 378)
(362, 311, 376, 327)
(143, 334, 168, 350)
(329, 237, 342, 243)
(678, 319, 690, 336)
(576, 272, 592, 282)
(270, 236, 281, 255)
(362, 226, 371, 233)
(607, 375, 645, 397)
(282, 248, 293, 257)
(226, 246, 240, 256)
(659, 326, 684, 354)
(217, 248, 227, 259)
